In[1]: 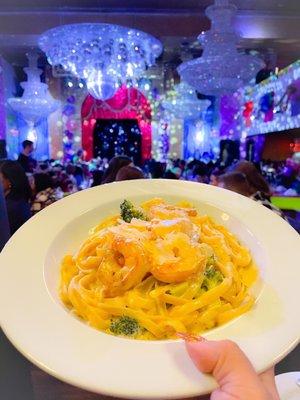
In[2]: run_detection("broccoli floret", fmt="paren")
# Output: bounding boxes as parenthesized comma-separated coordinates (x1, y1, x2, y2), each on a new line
(206, 255, 216, 268)
(120, 199, 148, 223)
(201, 265, 224, 292)
(110, 316, 140, 337)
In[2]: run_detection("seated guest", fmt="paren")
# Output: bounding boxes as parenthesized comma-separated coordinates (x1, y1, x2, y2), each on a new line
(193, 163, 209, 183)
(0, 160, 32, 234)
(91, 170, 104, 187)
(230, 160, 272, 198)
(0, 183, 10, 249)
(31, 173, 58, 214)
(163, 169, 179, 180)
(65, 164, 78, 189)
(218, 171, 284, 217)
(101, 156, 132, 184)
(17, 140, 37, 173)
(210, 167, 225, 186)
(218, 172, 252, 196)
(148, 160, 165, 179)
(116, 166, 145, 181)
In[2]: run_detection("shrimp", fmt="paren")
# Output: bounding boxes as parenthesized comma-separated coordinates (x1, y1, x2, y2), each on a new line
(98, 235, 150, 297)
(150, 217, 197, 240)
(148, 232, 206, 283)
(141, 198, 197, 220)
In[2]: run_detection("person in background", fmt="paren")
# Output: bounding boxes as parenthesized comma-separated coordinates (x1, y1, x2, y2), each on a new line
(91, 170, 104, 187)
(115, 165, 145, 181)
(148, 160, 166, 179)
(74, 165, 84, 188)
(210, 167, 225, 186)
(81, 163, 91, 189)
(163, 169, 179, 179)
(0, 182, 10, 249)
(17, 140, 37, 173)
(72, 149, 84, 164)
(101, 155, 132, 184)
(230, 160, 271, 197)
(193, 162, 209, 183)
(218, 172, 253, 197)
(218, 171, 284, 217)
(0, 160, 31, 234)
(65, 164, 78, 189)
(31, 173, 59, 215)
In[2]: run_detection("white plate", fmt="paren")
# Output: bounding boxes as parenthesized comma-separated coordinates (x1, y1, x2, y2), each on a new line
(0, 180, 299, 399)
(275, 372, 300, 400)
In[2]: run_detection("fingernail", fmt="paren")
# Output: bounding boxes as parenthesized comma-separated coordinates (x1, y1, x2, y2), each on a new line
(176, 332, 206, 342)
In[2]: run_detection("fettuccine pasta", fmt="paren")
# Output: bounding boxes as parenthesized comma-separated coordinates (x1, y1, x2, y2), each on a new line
(59, 198, 258, 340)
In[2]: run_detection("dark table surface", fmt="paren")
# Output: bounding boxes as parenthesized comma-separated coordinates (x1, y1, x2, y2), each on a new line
(1, 329, 299, 400)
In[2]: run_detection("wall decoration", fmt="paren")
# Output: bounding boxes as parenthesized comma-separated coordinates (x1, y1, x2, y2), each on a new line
(81, 86, 152, 160)
(239, 60, 300, 135)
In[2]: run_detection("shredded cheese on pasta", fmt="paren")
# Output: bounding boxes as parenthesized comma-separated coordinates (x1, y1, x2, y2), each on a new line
(59, 198, 258, 340)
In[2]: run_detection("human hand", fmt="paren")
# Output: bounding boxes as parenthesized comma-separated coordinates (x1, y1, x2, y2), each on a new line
(181, 334, 280, 400)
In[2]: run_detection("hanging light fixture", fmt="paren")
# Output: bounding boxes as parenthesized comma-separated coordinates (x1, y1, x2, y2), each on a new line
(178, 0, 265, 96)
(8, 51, 60, 127)
(39, 23, 163, 100)
(162, 82, 211, 119)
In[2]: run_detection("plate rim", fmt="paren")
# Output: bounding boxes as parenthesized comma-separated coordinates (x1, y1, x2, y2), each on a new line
(1, 179, 300, 399)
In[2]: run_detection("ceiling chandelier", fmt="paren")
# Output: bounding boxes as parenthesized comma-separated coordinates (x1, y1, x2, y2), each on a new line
(177, 0, 265, 96)
(39, 23, 163, 100)
(162, 82, 211, 119)
(8, 52, 60, 126)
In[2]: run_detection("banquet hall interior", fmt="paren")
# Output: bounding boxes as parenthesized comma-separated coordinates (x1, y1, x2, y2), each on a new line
(0, 0, 299, 399)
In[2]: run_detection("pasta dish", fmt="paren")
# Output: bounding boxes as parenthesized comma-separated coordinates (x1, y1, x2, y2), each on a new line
(60, 198, 258, 340)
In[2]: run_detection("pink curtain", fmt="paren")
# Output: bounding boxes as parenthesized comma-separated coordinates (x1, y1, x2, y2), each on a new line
(81, 86, 152, 161)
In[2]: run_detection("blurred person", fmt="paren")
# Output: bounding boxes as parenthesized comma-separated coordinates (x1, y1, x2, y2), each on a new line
(31, 173, 59, 214)
(174, 159, 186, 172)
(65, 164, 78, 189)
(171, 166, 182, 179)
(0, 183, 10, 250)
(163, 169, 179, 180)
(148, 160, 166, 179)
(74, 165, 84, 188)
(218, 172, 284, 217)
(218, 172, 252, 197)
(230, 160, 271, 197)
(101, 155, 132, 184)
(81, 163, 91, 189)
(0, 160, 31, 234)
(17, 140, 37, 173)
(115, 165, 145, 181)
(193, 162, 209, 184)
(72, 149, 84, 164)
(91, 170, 104, 187)
(210, 167, 225, 186)
(59, 171, 75, 193)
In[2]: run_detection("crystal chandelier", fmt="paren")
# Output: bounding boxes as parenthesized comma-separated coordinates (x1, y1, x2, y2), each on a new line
(162, 82, 211, 119)
(39, 23, 163, 100)
(8, 52, 60, 126)
(177, 0, 265, 96)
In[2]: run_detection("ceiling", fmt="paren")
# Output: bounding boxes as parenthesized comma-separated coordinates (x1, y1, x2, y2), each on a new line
(0, 0, 299, 13)
(0, 0, 300, 77)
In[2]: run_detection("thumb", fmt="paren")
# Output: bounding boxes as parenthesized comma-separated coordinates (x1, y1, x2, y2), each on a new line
(186, 339, 269, 400)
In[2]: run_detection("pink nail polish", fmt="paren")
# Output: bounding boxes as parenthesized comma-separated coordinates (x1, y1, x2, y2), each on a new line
(176, 332, 206, 342)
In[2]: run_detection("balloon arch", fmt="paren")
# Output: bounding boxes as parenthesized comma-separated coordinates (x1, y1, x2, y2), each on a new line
(81, 86, 152, 161)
